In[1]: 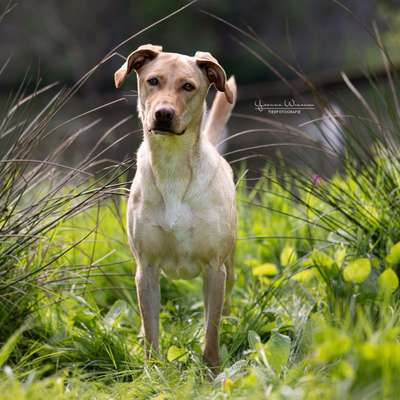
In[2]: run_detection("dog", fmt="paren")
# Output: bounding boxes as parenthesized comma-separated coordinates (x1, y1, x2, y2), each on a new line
(114, 44, 237, 370)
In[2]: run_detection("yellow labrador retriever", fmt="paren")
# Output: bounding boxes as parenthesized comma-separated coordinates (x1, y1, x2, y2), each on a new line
(114, 44, 237, 370)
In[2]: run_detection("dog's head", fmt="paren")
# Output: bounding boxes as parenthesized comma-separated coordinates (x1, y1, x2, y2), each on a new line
(114, 44, 233, 136)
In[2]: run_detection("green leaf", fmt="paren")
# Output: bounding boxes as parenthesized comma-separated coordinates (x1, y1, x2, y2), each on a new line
(378, 269, 399, 293)
(311, 250, 334, 269)
(264, 331, 291, 373)
(103, 300, 129, 330)
(243, 258, 259, 268)
(167, 345, 188, 363)
(314, 331, 351, 362)
(292, 269, 315, 282)
(343, 258, 371, 283)
(253, 263, 278, 276)
(334, 360, 355, 380)
(248, 331, 270, 369)
(334, 247, 347, 267)
(248, 330, 262, 350)
(280, 246, 297, 266)
(386, 242, 400, 265)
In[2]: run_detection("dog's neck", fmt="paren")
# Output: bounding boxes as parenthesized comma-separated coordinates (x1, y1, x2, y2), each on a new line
(144, 124, 201, 173)
(142, 120, 203, 213)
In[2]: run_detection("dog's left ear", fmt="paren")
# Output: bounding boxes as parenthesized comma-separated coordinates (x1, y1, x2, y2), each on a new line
(194, 51, 233, 104)
(114, 44, 163, 89)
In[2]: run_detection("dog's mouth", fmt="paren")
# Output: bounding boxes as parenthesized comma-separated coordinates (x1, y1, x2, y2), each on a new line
(149, 126, 186, 136)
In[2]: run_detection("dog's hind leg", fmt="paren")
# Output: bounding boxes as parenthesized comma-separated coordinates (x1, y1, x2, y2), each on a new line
(203, 263, 226, 372)
(223, 252, 235, 316)
(135, 263, 160, 356)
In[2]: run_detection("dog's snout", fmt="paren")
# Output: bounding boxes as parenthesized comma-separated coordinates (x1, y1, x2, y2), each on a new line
(155, 107, 175, 123)
(152, 106, 178, 134)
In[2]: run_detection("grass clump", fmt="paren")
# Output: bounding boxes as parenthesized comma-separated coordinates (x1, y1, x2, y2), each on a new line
(2, 168, 400, 398)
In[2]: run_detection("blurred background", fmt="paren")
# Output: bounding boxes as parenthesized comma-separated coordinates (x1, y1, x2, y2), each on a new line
(1, 0, 400, 175)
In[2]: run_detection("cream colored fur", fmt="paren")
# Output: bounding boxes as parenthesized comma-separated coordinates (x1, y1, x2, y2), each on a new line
(114, 44, 237, 371)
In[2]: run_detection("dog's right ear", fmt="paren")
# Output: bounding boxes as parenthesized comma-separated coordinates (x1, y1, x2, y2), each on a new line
(114, 44, 163, 89)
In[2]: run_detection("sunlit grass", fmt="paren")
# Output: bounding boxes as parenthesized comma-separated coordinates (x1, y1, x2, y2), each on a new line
(1, 167, 400, 399)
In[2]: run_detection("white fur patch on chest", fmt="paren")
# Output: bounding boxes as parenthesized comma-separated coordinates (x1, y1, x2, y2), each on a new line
(164, 204, 179, 229)
(161, 199, 193, 238)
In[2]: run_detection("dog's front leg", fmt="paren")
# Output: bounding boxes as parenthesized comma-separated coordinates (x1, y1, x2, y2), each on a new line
(135, 263, 160, 356)
(203, 263, 226, 371)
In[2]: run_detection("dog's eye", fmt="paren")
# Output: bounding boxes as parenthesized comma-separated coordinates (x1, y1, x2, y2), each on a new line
(182, 82, 195, 92)
(147, 77, 159, 86)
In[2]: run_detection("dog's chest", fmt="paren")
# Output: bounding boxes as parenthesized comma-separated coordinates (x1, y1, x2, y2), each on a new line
(138, 192, 213, 278)
(159, 196, 194, 237)
(127, 139, 234, 279)
(157, 176, 193, 233)
(129, 176, 221, 274)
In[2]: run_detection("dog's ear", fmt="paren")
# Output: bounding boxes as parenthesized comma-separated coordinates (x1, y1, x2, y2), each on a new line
(114, 44, 163, 89)
(194, 51, 233, 104)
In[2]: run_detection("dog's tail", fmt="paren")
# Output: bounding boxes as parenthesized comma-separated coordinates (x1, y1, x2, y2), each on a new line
(204, 76, 237, 147)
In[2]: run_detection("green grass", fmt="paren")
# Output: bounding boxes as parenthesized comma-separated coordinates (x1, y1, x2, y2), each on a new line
(1, 169, 400, 400)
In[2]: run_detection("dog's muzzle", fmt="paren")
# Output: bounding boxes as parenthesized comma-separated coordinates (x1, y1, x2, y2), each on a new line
(151, 127, 186, 136)
(153, 107, 174, 131)
(150, 107, 185, 135)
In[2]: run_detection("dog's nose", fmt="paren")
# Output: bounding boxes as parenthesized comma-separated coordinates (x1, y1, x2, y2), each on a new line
(155, 108, 175, 123)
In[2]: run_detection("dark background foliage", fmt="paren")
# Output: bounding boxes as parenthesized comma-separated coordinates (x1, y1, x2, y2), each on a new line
(2, 0, 399, 93)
